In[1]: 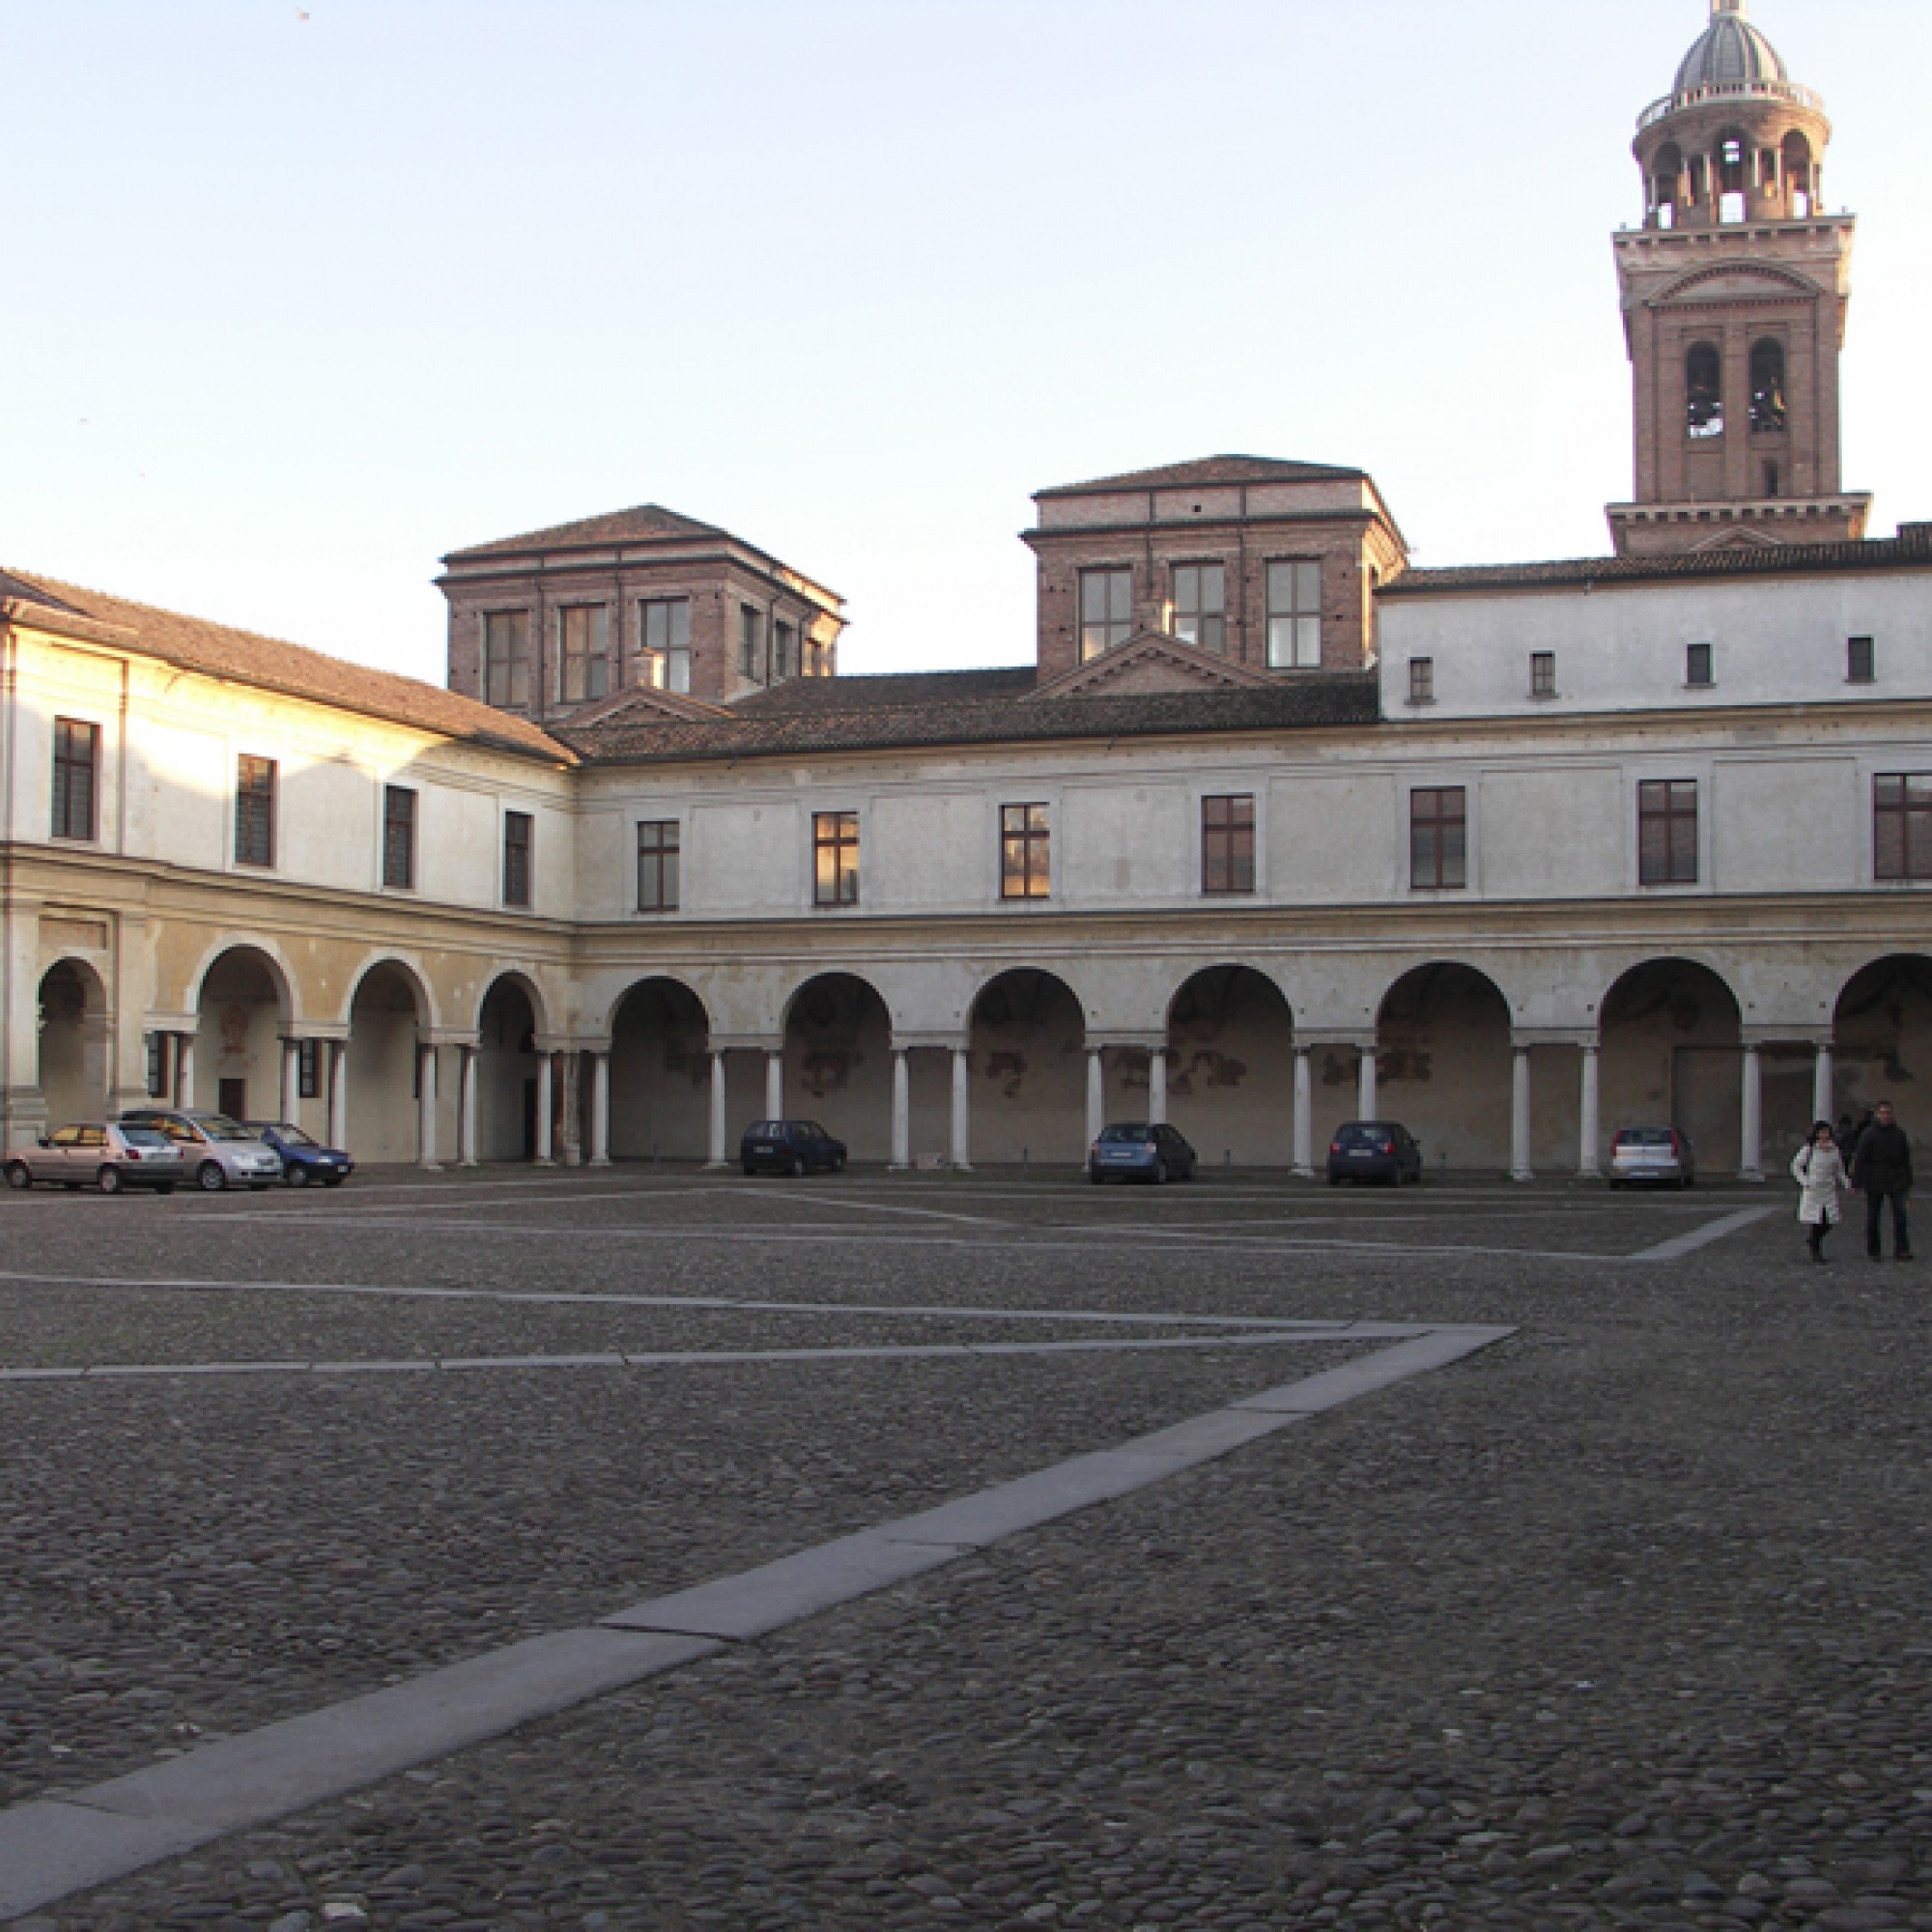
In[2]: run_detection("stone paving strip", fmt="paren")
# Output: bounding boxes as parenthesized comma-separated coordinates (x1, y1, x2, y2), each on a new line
(0, 1325, 1509, 1921)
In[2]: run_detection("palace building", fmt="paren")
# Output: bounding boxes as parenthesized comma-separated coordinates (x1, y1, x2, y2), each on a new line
(5, 0, 1928, 1179)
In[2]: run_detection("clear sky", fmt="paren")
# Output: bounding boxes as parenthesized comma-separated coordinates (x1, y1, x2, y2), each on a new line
(4, 0, 1929, 686)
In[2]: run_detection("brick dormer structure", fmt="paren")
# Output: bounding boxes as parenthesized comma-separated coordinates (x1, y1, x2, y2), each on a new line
(1022, 456, 1407, 685)
(440, 504, 844, 723)
(1608, 0, 1870, 556)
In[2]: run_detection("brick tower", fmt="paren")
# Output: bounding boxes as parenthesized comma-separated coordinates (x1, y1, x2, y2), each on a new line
(1607, 0, 1869, 556)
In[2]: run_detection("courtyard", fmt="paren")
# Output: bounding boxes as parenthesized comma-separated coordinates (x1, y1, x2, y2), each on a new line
(0, 1168, 1927, 1931)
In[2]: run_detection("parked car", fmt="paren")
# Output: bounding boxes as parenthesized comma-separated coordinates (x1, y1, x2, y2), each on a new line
(1609, 1125, 1696, 1190)
(118, 1109, 284, 1191)
(1327, 1120, 1425, 1186)
(740, 1120, 848, 1176)
(245, 1122, 354, 1187)
(5, 1122, 186, 1194)
(1088, 1122, 1199, 1185)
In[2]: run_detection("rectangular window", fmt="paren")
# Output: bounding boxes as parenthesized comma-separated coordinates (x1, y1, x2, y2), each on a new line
(146, 1034, 167, 1099)
(1079, 568, 1133, 662)
(638, 819, 681, 912)
(1407, 659, 1435, 704)
(1410, 787, 1468, 891)
(1849, 636, 1877, 685)
(235, 755, 276, 867)
(483, 611, 531, 709)
(298, 1039, 321, 1101)
(1170, 564, 1225, 654)
(1530, 651, 1557, 698)
(1201, 794, 1256, 895)
(1874, 775, 1932, 883)
(1637, 779, 1699, 886)
(558, 606, 610, 703)
(1265, 560, 1321, 668)
(1001, 803, 1051, 900)
(1687, 641, 1714, 688)
(774, 620, 796, 681)
(740, 607, 764, 681)
(640, 598, 692, 694)
(812, 810, 860, 907)
(503, 810, 533, 908)
(51, 718, 99, 841)
(382, 784, 416, 891)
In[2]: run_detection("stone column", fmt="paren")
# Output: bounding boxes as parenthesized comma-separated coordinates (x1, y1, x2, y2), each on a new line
(1086, 1047, 1105, 1151)
(705, 1050, 728, 1169)
(890, 1049, 911, 1171)
(534, 1052, 554, 1165)
(417, 1043, 440, 1171)
(1510, 1044, 1534, 1182)
(327, 1039, 348, 1151)
(1293, 1044, 1314, 1178)
(765, 1049, 784, 1122)
(1740, 1043, 1765, 1183)
(1813, 1040, 1835, 1126)
(1149, 1046, 1168, 1126)
(1357, 1043, 1378, 1121)
(458, 1044, 479, 1167)
(1578, 1043, 1602, 1179)
(590, 1050, 611, 1167)
(950, 1045, 972, 1172)
(280, 1037, 301, 1126)
(175, 1032, 196, 1110)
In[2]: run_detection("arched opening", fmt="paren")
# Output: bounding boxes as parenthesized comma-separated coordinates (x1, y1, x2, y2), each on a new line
(1833, 956, 1932, 1161)
(969, 969, 1087, 1164)
(476, 976, 542, 1161)
(1651, 141, 1683, 228)
(1687, 343, 1724, 439)
(346, 961, 428, 1163)
(194, 945, 292, 1122)
(611, 977, 710, 1162)
(1600, 959, 1747, 1174)
(37, 959, 109, 1125)
(781, 973, 893, 1162)
(1750, 339, 1787, 435)
(1376, 963, 1515, 1172)
(1716, 130, 1748, 222)
(1781, 130, 1814, 216)
(1165, 966, 1294, 1167)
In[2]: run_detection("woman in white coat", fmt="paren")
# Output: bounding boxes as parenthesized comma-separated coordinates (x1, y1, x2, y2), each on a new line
(1792, 1120, 1849, 1264)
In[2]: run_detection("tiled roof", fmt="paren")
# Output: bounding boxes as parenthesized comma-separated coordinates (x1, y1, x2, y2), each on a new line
(444, 503, 727, 561)
(1, 570, 573, 764)
(1034, 455, 1366, 498)
(561, 673, 1380, 765)
(1382, 532, 1932, 596)
(730, 668, 1038, 715)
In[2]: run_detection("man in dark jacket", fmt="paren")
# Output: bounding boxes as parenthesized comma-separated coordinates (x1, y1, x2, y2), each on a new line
(1853, 1100, 1914, 1262)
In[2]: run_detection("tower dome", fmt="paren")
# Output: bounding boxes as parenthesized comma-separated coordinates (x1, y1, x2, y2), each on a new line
(1674, 0, 1789, 98)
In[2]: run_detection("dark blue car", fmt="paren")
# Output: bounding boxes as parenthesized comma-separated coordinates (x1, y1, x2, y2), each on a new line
(1088, 1122, 1199, 1185)
(740, 1120, 847, 1176)
(246, 1122, 355, 1188)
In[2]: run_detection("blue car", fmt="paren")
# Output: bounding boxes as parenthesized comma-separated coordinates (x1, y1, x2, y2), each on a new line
(1088, 1122, 1199, 1185)
(246, 1122, 355, 1188)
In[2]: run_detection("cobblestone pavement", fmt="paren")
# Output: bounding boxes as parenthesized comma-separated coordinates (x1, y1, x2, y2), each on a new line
(3, 1168, 1927, 1930)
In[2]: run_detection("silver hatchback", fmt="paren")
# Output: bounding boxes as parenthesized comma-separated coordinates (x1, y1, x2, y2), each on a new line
(6, 1122, 187, 1194)
(118, 1110, 284, 1191)
(1609, 1125, 1697, 1190)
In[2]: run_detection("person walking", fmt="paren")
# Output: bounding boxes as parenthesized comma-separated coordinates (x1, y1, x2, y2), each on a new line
(1851, 1099, 1914, 1262)
(1792, 1122, 1848, 1264)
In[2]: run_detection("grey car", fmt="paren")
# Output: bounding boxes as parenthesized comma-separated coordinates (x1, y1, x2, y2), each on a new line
(119, 1109, 284, 1191)
(1608, 1125, 1697, 1189)
(6, 1122, 186, 1194)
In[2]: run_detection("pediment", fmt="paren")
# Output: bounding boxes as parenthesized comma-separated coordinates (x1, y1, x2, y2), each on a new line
(1659, 263, 1823, 304)
(565, 684, 729, 726)
(1689, 526, 1785, 554)
(1030, 631, 1274, 700)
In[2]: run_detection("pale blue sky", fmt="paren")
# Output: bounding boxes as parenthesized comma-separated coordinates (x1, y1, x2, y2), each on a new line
(4, 0, 1928, 684)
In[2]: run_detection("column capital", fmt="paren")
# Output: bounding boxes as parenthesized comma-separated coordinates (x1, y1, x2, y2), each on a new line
(283, 1023, 350, 1044)
(1742, 1026, 1832, 1049)
(1089, 1032, 1163, 1053)
(708, 1033, 781, 1055)
(419, 1028, 481, 1050)
(892, 1035, 961, 1055)
(144, 1011, 199, 1034)
(1511, 1028, 1596, 1051)
(1300, 1031, 1378, 1055)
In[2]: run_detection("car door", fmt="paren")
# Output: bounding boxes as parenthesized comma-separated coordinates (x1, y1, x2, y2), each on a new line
(72, 1124, 109, 1180)
(31, 1127, 85, 1181)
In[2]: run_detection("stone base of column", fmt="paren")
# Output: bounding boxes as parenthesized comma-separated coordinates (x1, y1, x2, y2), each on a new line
(1739, 1169, 1768, 1185)
(532, 1157, 555, 1168)
(418, 1161, 443, 1174)
(460, 1158, 481, 1170)
(952, 1162, 974, 1174)
(589, 1154, 611, 1169)
(1511, 1166, 1534, 1183)
(701, 1159, 730, 1172)
(1293, 1164, 1316, 1180)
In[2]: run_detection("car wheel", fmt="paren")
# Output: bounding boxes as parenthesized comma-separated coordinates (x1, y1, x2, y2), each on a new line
(156, 1183, 176, 1196)
(97, 1166, 124, 1196)
(287, 1165, 310, 1188)
(197, 1161, 226, 1192)
(1089, 1168, 1103, 1185)
(1327, 1174, 1341, 1186)
(790, 1155, 806, 1178)
(1153, 1159, 1168, 1186)
(4, 1162, 32, 1191)
(833, 1153, 846, 1173)
(324, 1175, 345, 1187)
(742, 1162, 757, 1178)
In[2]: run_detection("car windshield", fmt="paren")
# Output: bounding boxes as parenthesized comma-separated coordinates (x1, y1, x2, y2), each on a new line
(195, 1116, 257, 1144)
(271, 1124, 318, 1148)
(1097, 1125, 1151, 1144)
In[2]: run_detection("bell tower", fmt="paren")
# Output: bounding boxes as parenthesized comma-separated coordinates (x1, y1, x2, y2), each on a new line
(1607, 0, 1869, 556)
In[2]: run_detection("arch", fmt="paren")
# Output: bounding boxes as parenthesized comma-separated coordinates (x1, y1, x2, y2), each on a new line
(185, 936, 297, 1026)
(1651, 139, 1684, 225)
(1687, 342, 1724, 439)
(1780, 129, 1814, 213)
(1833, 955, 1932, 1150)
(343, 952, 437, 1029)
(1375, 962, 1516, 1173)
(478, 969, 549, 1039)
(1600, 957, 1748, 1173)
(37, 957, 110, 1125)
(193, 943, 299, 1122)
(1164, 964, 1296, 1168)
(610, 975, 712, 1162)
(778, 967, 895, 1038)
(346, 958, 433, 1163)
(475, 974, 543, 1161)
(781, 971, 894, 1161)
(1750, 337, 1787, 435)
(1714, 127, 1749, 219)
(970, 967, 1089, 1164)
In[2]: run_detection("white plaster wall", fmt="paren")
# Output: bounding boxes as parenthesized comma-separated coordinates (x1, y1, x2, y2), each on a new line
(1481, 767, 1625, 900)
(687, 802, 795, 916)
(1270, 774, 1399, 904)
(1063, 784, 1189, 906)
(872, 793, 990, 908)
(1712, 758, 1858, 895)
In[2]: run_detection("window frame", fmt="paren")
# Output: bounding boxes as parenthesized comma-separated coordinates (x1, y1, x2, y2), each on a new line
(557, 604, 611, 705)
(1406, 658, 1435, 705)
(639, 597, 693, 695)
(1078, 568, 1134, 663)
(1685, 641, 1715, 690)
(1264, 559, 1322, 669)
(1000, 802, 1052, 901)
(382, 783, 417, 892)
(502, 810, 535, 909)
(739, 606, 765, 682)
(235, 754, 277, 869)
(1409, 786, 1468, 893)
(811, 810, 861, 909)
(1169, 562, 1226, 655)
(1529, 651, 1557, 699)
(51, 717, 100, 843)
(298, 1039, 321, 1101)
(482, 610, 532, 710)
(1874, 774, 1932, 885)
(1636, 778, 1700, 888)
(1848, 636, 1877, 686)
(1200, 793, 1257, 897)
(637, 818, 682, 913)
